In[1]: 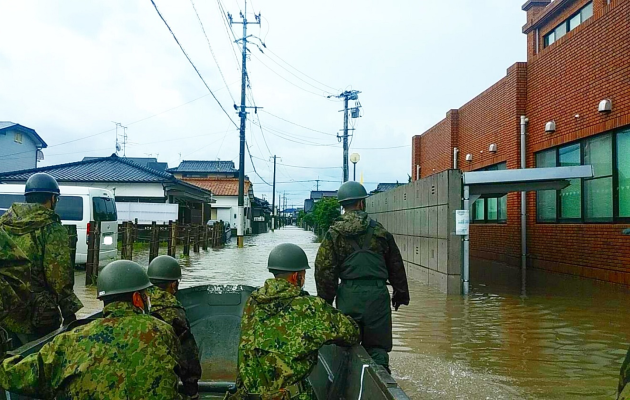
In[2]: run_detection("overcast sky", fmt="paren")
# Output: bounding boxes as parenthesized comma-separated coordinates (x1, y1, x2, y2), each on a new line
(0, 0, 526, 206)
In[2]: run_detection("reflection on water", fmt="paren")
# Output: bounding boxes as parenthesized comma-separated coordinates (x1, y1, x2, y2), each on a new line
(74, 227, 629, 399)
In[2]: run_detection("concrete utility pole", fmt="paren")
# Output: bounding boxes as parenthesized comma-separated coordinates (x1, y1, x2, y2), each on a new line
(328, 90, 361, 182)
(270, 155, 280, 232)
(230, 0, 260, 248)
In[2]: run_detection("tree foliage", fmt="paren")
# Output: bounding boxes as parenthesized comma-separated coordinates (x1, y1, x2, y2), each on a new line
(313, 197, 341, 235)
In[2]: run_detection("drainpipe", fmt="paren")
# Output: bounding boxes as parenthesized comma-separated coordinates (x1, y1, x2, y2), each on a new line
(521, 116, 528, 277)
(416, 165, 421, 181)
(453, 147, 459, 170)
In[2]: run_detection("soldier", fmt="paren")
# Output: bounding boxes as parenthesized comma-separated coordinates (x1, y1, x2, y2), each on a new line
(147, 255, 202, 399)
(229, 243, 360, 400)
(0, 173, 83, 348)
(315, 181, 409, 373)
(0, 260, 186, 399)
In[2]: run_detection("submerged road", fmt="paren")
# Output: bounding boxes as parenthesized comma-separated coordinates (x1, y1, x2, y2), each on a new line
(75, 226, 630, 399)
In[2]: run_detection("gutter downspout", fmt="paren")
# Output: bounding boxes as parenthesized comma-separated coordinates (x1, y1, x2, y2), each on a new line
(520, 116, 528, 281)
(453, 148, 459, 170)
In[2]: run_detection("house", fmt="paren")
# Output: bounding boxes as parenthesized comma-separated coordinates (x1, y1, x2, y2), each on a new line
(83, 157, 168, 172)
(251, 196, 272, 234)
(0, 122, 47, 173)
(183, 177, 254, 234)
(411, 0, 630, 285)
(168, 160, 239, 178)
(304, 190, 337, 213)
(0, 154, 213, 224)
(370, 183, 402, 195)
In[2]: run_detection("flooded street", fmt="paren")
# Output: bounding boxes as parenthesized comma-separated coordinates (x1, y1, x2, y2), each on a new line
(75, 226, 630, 399)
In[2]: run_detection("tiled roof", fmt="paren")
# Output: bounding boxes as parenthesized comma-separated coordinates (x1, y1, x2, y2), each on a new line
(83, 157, 168, 172)
(374, 183, 401, 193)
(168, 160, 237, 173)
(183, 178, 251, 197)
(0, 154, 175, 183)
(0, 121, 47, 148)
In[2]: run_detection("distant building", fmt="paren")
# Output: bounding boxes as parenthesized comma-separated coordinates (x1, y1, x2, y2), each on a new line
(304, 190, 337, 213)
(0, 122, 47, 173)
(183, 177, 254, 234)
(370, 183, 402, 195)
(0, 154, 213, 224)
(168, 160, 239, 179)
(251, 196, 272, 234)
(83, 157, 168, 172)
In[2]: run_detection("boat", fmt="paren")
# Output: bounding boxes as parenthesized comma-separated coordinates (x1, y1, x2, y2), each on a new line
(2, 285, 410, 399)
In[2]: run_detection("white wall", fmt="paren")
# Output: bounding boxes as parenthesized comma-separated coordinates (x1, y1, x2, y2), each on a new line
(116, 202, 178, 224)
(58, 182, 166, 198)
(213, 195, 252, 232)
(0, 130, 38, 173)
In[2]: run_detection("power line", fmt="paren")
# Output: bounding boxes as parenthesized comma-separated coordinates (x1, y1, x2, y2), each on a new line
(251, 120, 338, 147)
(189, 0, 236, 105)
(149, 0, 238, 128)
(353, 145, 411, 150)
(257, 50, 336, 95)
(250, 155, 340, 170)
(264, 47, 341, 93)
(261, 110, 336, 136)
(216, 0, 242, 69)
(250, 53, 331, 98)
(245, 141, 271, 186)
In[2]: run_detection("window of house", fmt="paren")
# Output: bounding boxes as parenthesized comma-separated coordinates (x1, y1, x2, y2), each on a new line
(536, 128, 629, 223)
(618, 129, 630, 218)
(543, 2, 593, 48)
(471, 162, 507, 224)
(14, 132, 23, 144)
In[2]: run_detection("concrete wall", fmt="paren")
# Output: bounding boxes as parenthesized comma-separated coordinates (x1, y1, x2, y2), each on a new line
(366, 170, 463, 294)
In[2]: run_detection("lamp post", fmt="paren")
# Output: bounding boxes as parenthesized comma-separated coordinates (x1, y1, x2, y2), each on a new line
(350, 153, 360, 181)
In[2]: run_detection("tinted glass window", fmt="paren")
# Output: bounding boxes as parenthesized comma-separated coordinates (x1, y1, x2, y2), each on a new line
(559, 144, 582, 219)
(536, 149, 558, 222)
(0, 194, 25, 216)
(569, 13, 581, 31)
(583, 134, 613, 222)
(555, 22, 567, 40)
(93, 197, 117, 221)
(618, 129, 630, 217)
(56, 196, 84, 221)
(582, 2, 593, 21)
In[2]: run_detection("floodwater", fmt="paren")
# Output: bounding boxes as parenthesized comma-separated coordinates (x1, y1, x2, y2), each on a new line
(75, 226, 630, 399)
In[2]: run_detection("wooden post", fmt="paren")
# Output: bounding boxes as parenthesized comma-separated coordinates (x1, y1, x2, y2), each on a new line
(125, 221, 134, 260)
(66, 225, 77, 271)
(121, 222, 128, 260)
(86, 221, 95, 285)
(149, 221, 158, 263)
(86, 221, 101, 285)
(167, 221, 173, 256)
(193, 225, 200, 253)
(183, 225, 190, 256)
(171, 222, 178, 256)
(202, 225, 209, 251)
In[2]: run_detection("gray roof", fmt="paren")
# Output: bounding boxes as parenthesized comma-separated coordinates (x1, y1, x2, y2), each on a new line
(310, 190, 337, 200)
(371, 183, 401, 194)
(0, 153, 200, 187)
(167, 160, 237, 173)
(83, 157, 168, 172)
(304, 199, 315, 213)
(0, 121, 47, 148)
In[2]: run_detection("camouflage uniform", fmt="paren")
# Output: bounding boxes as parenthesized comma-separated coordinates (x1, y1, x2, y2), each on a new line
(147, 286, 202, 397)
(0, 301, 185, 399)
(315, 210, 409, 370)
(0, 203, 83, 344)
(0, 227, 30, 325)
(230, 278, 360, 400)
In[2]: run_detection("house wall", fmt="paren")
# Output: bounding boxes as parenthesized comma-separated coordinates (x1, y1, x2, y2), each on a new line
(56, 182, 167, 199)
(0, 129, 38, 173)
(213, 195, 252, 233)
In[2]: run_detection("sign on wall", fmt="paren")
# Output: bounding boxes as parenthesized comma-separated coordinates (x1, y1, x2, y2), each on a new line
(455, 210, 470, 236)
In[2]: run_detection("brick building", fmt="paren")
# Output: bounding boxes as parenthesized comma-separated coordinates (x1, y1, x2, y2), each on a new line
(411, 0, 630, 284)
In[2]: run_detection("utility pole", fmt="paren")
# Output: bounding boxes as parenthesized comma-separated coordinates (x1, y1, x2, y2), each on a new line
(270, 155, 280, 232)
(315, 178, 320, 191)
(230, 1, 261, 248)
(328, 90, 361, 182)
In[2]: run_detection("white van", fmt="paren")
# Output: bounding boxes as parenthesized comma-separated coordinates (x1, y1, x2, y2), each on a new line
(0, 185, 118, 265)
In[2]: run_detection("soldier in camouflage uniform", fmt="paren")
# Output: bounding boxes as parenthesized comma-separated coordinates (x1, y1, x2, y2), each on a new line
(0, 173, 83, 348)
(0, 260, 186, 399)
(315, 181, 409, 372)
(0, 228, 30, 327)
(147, 255, 202, 399)
(229, 243, 360, 400)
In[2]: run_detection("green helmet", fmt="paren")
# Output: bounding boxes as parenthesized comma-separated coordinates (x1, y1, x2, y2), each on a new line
(24, 173, 60, 196)
(337, 181, 368, 205)
(147, 255, 182, 283)
(97, 260, 152, 299)
(267, 243, 311, 272)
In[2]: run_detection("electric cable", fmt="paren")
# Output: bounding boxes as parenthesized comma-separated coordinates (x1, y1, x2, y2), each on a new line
(261, 110, 336, 136)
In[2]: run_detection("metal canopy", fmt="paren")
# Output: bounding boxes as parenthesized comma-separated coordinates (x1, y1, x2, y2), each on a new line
(463, 165, 594, 194)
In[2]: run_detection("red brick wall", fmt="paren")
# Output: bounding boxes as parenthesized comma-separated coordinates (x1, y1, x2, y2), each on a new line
(412, 111, 456, 179)
(526, 0, 630, 283)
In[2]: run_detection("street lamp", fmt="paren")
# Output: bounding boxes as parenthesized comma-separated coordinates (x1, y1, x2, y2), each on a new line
(350, 153, 360, 181)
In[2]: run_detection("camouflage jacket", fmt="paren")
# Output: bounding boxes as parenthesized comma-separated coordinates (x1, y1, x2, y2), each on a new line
(233, 278, 360, 400)
(0, 301, 185, 400)
(0, 227, 30, 324)
(315, 210, 409, 305)
(0, 203, 83, 334)
(147, 286, 202, 397)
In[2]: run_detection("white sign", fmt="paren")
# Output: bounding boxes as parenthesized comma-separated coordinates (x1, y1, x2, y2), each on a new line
(455, 210, 470, 236)
(254, 216, 266, 222)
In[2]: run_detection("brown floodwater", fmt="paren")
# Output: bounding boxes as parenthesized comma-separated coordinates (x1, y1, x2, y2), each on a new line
(75, 226, 630, 399)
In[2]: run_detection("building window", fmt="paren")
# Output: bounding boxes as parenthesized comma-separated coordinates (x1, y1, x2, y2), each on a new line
(14, 132, 23, 144)
(536, 128, 629, 223)
(543, 2, 593, 48)
(471, 162, 507, 224)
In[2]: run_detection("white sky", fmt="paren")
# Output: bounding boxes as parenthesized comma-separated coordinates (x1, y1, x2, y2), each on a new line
(0, 0, 525, 206)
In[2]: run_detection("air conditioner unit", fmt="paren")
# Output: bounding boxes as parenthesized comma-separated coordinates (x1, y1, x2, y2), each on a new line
(465, 154, 473, 162)
(545, 121, 556, 133)
(599, 99, 612, 113)
(488, 144, 498, 153)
